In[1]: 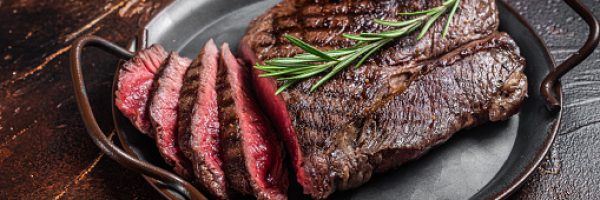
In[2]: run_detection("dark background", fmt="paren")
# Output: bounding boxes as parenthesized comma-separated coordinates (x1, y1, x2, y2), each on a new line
(0, 0, 598, 199)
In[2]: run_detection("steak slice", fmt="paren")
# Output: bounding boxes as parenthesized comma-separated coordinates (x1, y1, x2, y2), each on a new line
(241, 0, 502, 198)
(176, 40, 229, 199)
(219, 43, 288, 200)
(148, 52, 193, 178)
(115, 44, 168, 136)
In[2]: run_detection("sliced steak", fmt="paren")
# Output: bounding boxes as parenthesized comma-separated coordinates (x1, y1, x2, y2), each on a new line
(176, 39, 229, 199)
(240, 0, 526, 198)
(148, 52, 193, 178)
(219, 43, 288, 200)
(115, 45, 167, 136)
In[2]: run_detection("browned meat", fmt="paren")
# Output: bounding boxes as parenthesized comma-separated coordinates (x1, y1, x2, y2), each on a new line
(115, 45, 167, 136)
(240, 0, 526, 199)
(176, 40, 230, 199)
(148, 52, 193, 178)
(218, 43, 288, 200)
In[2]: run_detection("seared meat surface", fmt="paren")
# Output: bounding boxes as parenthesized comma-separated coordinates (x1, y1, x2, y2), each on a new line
(149, 52, 193, 178)
(219, 44, 288, 200)
(115, 45, 167, 136)
(241, 0, 526, 198)
(176, 40, 231, 199)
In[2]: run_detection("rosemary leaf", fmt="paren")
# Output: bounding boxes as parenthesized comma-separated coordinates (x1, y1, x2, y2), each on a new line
(293, 48, 356, 59)
(284, 35, 337, 61)
(417, 10, 444, 40)
(278, 66, 332, 80)
(442, 0, 460, 38)
(254, 65, 290, 72)
(268, 57, 322, 62)
(342, 34, 383, 41)
(373, 17, 420, 27)
(259, 65, 322, 78)
(355, 39, 392, 68)
(265, 59, 316, 67)
(360, 23, 418, 38)
(310, 44, 375, 91)
(276, 80, 299, 95)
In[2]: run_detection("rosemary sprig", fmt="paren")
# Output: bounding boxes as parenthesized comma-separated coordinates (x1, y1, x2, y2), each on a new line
(255, 0, 461, 94)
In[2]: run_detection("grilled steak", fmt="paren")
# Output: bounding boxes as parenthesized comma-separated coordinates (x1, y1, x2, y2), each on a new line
(148, 52, 193, 178)
(176, 40, 230, 199)
(241, 0, 526, 199)
(219, 43, 288, 200)
(115, 45, 167, 136)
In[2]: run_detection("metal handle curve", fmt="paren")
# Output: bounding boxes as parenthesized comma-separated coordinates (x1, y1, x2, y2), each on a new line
(541, 0, 600, 110)
(69, 36, 206, 200)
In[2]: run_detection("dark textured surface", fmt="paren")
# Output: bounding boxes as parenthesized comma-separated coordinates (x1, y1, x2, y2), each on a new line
(0, 0, 170, 199)
(0, 0, 598, 199)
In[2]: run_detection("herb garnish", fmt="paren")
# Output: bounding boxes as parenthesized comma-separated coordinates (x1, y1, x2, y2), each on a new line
(255, 0, 461, 94)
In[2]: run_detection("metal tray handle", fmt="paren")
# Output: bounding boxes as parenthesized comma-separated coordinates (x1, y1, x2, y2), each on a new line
(69, 36, 206, 200)
(541, 0, 600, 110)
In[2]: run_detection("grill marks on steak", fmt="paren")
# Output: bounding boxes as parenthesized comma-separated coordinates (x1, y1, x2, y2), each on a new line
(219, 44, 288, 200)
(240, 0, 526, 198)
(346, 35, 527, 185)
(175, 40, 230, 199)
(115, 45, 167, 136)
(244, 32, 526, 198)
(312, 33, 526, 195)
(149, 52, 193, 178)
(243, 0, 498, 64)
(241, 0, 502, 198)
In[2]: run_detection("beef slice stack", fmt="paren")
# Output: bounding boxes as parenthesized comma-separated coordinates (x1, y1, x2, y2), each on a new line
(240, 0, 527, 199)
(115, 40, 288, 200)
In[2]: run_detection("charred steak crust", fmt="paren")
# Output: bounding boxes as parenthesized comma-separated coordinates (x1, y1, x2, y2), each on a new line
(219, 44, 288, 200)
(149, 52, 193, 178)
(240, 0, 527, 199)
(245, 32, 527, 198)
(178, 40, 219, 161)
(176, 40, 230, 199)
(217, 53, 252, 195)
(188, 40, 230, 200)
(115, 45, 168, 136)
(178, 47, 205, 162)
(324, 32, 526, 191)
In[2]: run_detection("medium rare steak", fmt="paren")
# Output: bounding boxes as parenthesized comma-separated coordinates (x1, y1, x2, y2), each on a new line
(176, 40, 229, 199)
(115, 45, 167, 136)
(148, 52, 193, 178)
(241, 0, 526, 199)
(219, 44, 288, 200)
